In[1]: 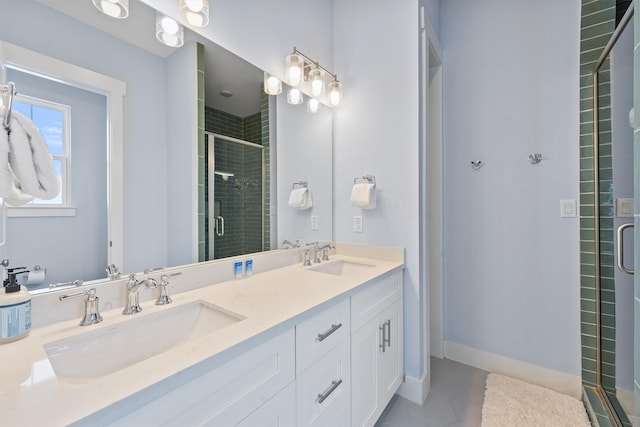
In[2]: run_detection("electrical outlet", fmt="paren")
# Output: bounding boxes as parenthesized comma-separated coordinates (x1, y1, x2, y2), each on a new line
(353, 216, 363, 233)
(311, 215, 319, 230)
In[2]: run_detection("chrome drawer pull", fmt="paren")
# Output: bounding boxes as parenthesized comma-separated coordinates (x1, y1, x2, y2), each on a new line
(317, 379, 343, 404)
(317, 323, 342, 342)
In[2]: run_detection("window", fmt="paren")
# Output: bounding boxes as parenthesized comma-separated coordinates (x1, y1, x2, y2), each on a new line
(10, 95, 72, 213)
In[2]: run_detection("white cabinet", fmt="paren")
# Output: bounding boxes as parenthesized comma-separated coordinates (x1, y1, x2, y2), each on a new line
(351, 272, 403, 427)
(237, 382, 296, 427)
(98, 328, 295, 427)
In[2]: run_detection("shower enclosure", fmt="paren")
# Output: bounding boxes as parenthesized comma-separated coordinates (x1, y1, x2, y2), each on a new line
(206, 132, 265, 260)
(593, 2, 636, 425)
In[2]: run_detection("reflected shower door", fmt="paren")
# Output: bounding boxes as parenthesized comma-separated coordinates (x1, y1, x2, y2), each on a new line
(207, 133, 264, 260)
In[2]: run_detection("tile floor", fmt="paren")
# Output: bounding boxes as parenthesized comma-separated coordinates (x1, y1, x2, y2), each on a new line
(375, 357, 489, 427)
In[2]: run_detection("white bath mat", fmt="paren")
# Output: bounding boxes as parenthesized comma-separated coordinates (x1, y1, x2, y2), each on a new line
(481, 373, 591, 427)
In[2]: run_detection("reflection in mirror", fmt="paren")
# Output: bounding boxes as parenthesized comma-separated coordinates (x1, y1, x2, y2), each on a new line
(1, 0, 334, 291)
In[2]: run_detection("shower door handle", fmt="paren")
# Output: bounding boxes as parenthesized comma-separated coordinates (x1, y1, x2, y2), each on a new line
(616, 223, 634, 274)
(216, 216, 225, 237)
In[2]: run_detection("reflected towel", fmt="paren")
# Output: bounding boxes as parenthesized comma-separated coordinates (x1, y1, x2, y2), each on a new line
(6, 108, 60, 200)
(288, 187, 313, 210)
(350, 183, 376, 209)
(0, 109, 34, 206)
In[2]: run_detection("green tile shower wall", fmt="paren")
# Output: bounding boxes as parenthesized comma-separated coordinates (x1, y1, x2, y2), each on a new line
(198, 43, 206, 262)
(579, 0, 617, 423)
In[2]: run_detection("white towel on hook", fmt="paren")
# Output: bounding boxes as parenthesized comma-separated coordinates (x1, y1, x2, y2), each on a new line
(288, 187, 313, 210)
(351, 183, 376, 209)
(0, 108, 34, 206)
(5, 108, 60, 201)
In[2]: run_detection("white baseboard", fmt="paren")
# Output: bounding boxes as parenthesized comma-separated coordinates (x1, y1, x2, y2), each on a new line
(397, 370, 431, 405)
(444, 340, 582, 399)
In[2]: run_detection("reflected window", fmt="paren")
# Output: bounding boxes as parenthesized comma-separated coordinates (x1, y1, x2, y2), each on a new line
(11, 96, 70, 207)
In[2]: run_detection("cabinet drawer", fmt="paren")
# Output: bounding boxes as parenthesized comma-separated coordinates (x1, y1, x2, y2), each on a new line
(296, 338, 350, 427)
(296, 298, 350, 375)
(351, 271, 402, 332)
(237, 381, 296, 427)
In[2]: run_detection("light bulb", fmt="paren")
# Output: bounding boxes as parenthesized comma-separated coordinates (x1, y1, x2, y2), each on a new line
(307, 98, 321, 113)
(264, 74, 282, 95)
(309, 68, 325, 98)
(328, 80, 342, 107)
(180, 0, 209, 27)
(287, 88, 303, 105)
(93, 0, 129, 18)
(156, 13, 184, 47)
(285, 53, 304, 87)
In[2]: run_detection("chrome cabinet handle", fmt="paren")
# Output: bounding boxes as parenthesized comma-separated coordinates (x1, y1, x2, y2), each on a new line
(384, 319, 391, 348)
(616, 223, 634, 274)
(317, 323, 342, 342)
(379, 319, 392, 352)
(216, 216, 225, 237)
(317, 379, 343, 404)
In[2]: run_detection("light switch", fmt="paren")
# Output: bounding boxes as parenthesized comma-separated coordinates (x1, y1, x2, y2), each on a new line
(560, 199, 577, 218)
(311, 215, 319, 230)
(353, 216, 363, 233)
(616, 198, 634, 218)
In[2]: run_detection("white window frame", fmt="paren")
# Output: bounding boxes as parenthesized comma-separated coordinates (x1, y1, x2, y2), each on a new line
(9, 94, 74, 217)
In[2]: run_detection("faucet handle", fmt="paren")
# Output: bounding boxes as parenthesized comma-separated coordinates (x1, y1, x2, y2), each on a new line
(303, 249, 312, 267)
(59, 288, 103, 326)
(156, 272, 181, 305)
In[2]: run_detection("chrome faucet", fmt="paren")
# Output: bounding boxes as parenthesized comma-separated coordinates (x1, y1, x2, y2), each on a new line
(303, 248, 312, 266)
(59, 288, 103, 326)
(282, 239, 300, 249)
(155, 272, 181, 305)
(123, 274, 157, 315)
(317, 243, 335, 261)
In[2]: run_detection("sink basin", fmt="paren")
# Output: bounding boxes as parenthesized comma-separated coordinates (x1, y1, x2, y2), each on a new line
(43, 301, 245, 383)
(307, 260, 376, 276)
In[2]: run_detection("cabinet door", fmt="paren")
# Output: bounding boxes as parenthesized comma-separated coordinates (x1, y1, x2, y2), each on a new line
(378, 299, 403, 406)
(351, 315, 381, 427)
(351, 298, 403, 427)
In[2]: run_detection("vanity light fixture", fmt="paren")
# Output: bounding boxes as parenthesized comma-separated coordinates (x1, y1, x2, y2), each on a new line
(156, 12, 184, 47)
(264, 72, 282, 96)
(179, 0, 209, 27)
(92, 0, 129, 19)
(287, 87, 303, 105)
(282, 47, 343, 109)
(307, 98, 321, 113)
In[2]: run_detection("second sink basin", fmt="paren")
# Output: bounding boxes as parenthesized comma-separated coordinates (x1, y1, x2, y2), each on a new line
(307, 260, 376, 276)
(43, 301, 245, 383)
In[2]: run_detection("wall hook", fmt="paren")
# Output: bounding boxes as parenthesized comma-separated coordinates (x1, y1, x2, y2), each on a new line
(528, 153, 542, 165)
(470, 160, 483, 170)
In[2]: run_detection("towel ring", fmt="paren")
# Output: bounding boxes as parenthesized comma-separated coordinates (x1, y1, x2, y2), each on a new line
(2, 82, 16, 130)
(354, 175, 376, 188)
(292, 181, 308, 189)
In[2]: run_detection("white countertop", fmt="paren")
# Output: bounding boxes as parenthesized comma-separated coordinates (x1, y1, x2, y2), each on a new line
(0, 253, 403, 426)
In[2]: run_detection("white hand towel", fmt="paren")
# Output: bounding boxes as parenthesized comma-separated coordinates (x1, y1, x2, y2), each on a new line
(288, 187, 312, 210)
(0, 109, 34, 206)
(351, 183, 376, 209)
(6, 108, 60, 200)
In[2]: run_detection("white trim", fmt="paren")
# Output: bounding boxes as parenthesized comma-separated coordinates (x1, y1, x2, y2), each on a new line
(397, 371, 431, 405)
(8, 207, 76, 217)
(2, 41, 125, 273)
(444, 340, 583, 399)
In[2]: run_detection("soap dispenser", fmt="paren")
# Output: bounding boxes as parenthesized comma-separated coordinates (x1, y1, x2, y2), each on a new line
(0, 267, 32, 343)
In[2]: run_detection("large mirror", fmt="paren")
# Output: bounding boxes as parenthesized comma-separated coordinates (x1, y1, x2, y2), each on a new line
(0, 0, 333, 290)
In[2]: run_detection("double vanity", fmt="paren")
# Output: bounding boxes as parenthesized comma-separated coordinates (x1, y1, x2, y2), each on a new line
(0, 243, 404, 426)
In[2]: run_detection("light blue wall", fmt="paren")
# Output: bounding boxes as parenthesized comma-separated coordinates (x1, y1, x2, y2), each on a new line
(1, 0, 170, 275)
(441, 0, 582, 375)
(633, 0, 640, 418)
(333, 0, 424, 380)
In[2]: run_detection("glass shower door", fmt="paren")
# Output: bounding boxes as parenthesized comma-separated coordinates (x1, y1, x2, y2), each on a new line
(595, 4, 636, 424)
(207, 133, 264, 260)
